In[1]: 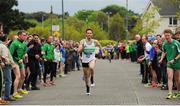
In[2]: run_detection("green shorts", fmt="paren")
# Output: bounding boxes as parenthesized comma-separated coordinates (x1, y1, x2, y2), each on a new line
(19, 63, 25, 70)
(167, 60, 180, 70)
(15, 62, 25, 70)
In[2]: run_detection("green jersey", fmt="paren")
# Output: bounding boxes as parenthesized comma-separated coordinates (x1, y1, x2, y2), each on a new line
(126, 45, 130, 53)
(42, 42, 55, 61)
(162, 39, 180, 69)
(9, 39, 28, 63)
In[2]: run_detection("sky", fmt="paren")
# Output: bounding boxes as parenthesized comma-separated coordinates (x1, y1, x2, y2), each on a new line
(15, 0, 150, 15)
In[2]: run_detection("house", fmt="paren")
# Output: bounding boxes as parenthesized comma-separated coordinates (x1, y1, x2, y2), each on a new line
(143, 0, 180, 34)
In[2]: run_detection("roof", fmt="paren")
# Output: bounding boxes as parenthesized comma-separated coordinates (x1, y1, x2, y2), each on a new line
(151, 0, 180, 15)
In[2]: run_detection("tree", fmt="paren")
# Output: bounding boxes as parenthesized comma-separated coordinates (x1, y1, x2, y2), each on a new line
(66, 17, 85, 32)
(96, 11, 108, 31)
(131, 6, 160, 36)
(27, 26, 50, 39)
(24, 12, 49, 22)
(130, 18, 143, 37)
(140, 6, 160, 34)
(0, 0, 35, 33)
(101, 5, 139, 34)
(101, 5, 124, 16)
(75, 10, 95, 21)
(109, 14, 125, 40)
(172, 0, 180, 28)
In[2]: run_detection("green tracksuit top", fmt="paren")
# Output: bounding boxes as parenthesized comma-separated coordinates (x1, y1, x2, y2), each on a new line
(9, 39, 28, 63)
(42, 42, 55, 61)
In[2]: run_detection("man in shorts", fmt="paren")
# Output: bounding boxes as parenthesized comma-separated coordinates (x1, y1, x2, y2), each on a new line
(159, 29, 180, 99)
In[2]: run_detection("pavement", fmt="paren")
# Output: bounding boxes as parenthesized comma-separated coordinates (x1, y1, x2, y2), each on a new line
(11, 59, 180, 105)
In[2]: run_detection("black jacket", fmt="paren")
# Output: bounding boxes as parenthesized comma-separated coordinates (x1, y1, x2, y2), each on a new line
(27, 40, 41, 61)
(136, 39, 144, 58)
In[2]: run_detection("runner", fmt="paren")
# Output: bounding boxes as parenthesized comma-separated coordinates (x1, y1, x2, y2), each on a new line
(78, 28, 101, 95)
(159, 29, 180, 99)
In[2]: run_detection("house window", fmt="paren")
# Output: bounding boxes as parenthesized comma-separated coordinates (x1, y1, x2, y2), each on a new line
(169, 17, 178, 26)
(173, 17, 177, 25)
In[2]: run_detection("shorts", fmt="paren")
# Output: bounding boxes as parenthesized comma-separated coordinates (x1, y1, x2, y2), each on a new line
(82, 63, 89, 68)
(60, 58, 65, 63)
(167, 64, 180, 70)
(167, 59, 180, 70)
(18, 63, 25, 70)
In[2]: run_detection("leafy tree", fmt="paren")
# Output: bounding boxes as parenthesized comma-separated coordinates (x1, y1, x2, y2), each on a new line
(27, 26, 51, 39)
(109, 14, 125, 41)
(0, 0, 35, 33)
(96, 11, 108, 31)
(131, 6, 160, 36)
(75, 10, 95, 21)
(66, 17, 85, 32)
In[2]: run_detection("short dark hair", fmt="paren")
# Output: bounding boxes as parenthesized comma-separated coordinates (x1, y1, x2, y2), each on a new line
(86, 28, 93, 33)
(32, 33, 39, 37)
(142, 35, 148, 40)
(163, 29, 173, 35)
(17, 30, 26, 36)
(175, 30, 180, 35)
(0, 34, 8, 42)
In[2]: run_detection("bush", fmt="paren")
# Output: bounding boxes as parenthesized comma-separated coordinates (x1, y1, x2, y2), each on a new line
(27, 26, 51, 39)
(99, 40, 117, 46)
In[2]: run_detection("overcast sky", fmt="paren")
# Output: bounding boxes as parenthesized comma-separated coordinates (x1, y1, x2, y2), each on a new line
(16, 0, 150, 15)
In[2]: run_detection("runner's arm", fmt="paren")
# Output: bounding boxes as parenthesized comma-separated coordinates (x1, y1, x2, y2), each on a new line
(95, 40, 102, 50)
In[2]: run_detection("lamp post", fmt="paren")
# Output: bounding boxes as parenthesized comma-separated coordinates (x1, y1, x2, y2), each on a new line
(50, 5, 53, 36)
(106, 11, 112, 33)
(41, 14, 44, 29)
(62, 0, 65, 40)
(125, 0, 129, 44)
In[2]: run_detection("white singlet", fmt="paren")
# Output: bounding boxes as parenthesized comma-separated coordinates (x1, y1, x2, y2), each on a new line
(82, 39, 96, 63)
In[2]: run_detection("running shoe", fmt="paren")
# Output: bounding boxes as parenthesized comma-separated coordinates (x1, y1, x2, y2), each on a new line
(86, 92, 91, 96)
(18, 89, 29, 95)
(13, 92, 23, 99)
(166, 93, 176, 99)
(144, 83, 151, 87)
(91, 83, 95, 87)
(174, 92, 180, 98)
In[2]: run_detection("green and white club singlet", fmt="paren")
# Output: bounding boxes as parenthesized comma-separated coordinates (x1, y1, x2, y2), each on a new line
(82, 39, 96, 63)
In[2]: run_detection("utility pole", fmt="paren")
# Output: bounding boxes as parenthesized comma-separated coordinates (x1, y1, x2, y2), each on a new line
(106, 12, 112, 33)
(51, 5, 53, 36)
(126, 0, 129, 44)
(62, 0, 65, 40)
(41, 14, 44, 29)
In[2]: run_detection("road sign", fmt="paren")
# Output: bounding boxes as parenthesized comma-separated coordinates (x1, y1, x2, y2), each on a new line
(52, 25, 60, 31)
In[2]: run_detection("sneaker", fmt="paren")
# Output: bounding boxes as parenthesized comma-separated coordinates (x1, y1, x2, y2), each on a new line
(161, 85, 168, 90)
(144, 83, 151, 87)
(174, 92, 180, 98)
(4, 97, 16, 101)
(86, 92, 91, 96)
(18, 89, 29, 95)
(166, 93, 176, 99)
(31, 86, 40, 90)
(59, 74, 66, 78)
(0, 99, 9, 104)
(49, 81, 56, 85)
(13, 92, 23, 99)
(91, 83, 95, 87)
